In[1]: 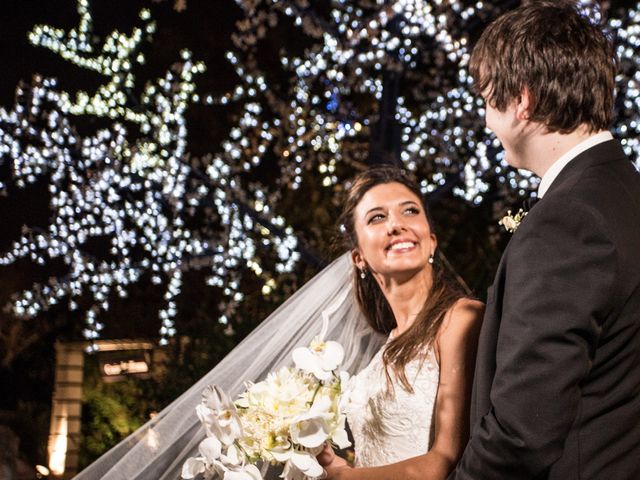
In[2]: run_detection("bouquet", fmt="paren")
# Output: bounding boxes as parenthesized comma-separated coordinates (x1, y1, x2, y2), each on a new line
(181, 324, 351, 480)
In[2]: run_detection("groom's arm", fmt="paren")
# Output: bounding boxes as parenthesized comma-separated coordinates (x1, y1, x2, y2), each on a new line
(449, 196, 617, 479)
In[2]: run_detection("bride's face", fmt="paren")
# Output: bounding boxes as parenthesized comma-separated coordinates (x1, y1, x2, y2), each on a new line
(351, 182, 436, 279)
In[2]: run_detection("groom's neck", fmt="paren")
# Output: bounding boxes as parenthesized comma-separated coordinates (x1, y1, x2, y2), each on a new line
(521, 124, 600, 178)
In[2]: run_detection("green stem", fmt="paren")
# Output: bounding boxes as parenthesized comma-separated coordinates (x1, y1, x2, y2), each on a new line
(307, 381, 323, 407)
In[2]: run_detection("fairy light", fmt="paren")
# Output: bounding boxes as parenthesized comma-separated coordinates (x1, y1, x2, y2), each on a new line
(2, 0, 639, 348)
(223, 0, 522, 205)
(0, 0, 299, 348)
(610, 6, 640, 169)
(224, 0, 639, 208)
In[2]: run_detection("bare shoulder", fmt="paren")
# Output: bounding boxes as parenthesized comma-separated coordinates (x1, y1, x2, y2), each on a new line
(452, 297, 484, 317)
(438, 298, 484, 344)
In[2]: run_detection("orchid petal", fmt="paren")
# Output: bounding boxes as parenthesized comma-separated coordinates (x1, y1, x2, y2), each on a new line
(243, 464, 263, 479)
(202, 385, 233, 410)
(223, 465, 263, 480)
(199, 436, 222, 462)
(196, 404, 214, 426)
(181, 457, 206, 479)
(319, 341, 344, 370)
(291, 450, 324, 477)
(331, 427, 351, 449)
(291, 416, 330, 448)
(291, 348, 316, 372)
(271, 447, 292, 463)
(309, 395, 332, 415)
(280, 461, 294, 480)
(221, 444, 243, 466)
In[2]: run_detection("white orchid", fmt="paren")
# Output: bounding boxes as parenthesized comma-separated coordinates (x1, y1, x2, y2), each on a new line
(273, 448, 325, 480)
(198, 385, 243, 446)
(220, 443, 244, 466)
(292, 316, 344, 381)
(289, 395, 333, 448)
(329, 413, 351, 450)
(214, 445, 263, 480)
(181, 436, 222, 479)
(220, 465, 263, 480)
(289, 392, 351, 455)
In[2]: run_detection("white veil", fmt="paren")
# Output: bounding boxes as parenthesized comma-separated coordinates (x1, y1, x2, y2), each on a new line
(74, 253, 385, 480)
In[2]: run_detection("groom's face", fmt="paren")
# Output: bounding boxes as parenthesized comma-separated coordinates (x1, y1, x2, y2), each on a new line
(351, 182, 436, 280)
(482, 89, 532, 170)
(484, 100, 522, 168)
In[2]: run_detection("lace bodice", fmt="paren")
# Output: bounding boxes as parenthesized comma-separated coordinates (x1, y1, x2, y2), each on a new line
(343, 339, 440, 467)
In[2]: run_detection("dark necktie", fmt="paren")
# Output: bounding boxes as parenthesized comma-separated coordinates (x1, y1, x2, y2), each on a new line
(523, 196, 540, 212)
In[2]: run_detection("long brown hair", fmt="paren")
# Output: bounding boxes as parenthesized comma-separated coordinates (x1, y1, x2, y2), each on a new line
(338, 166, 464, 392)
(470, 0, 617, 134)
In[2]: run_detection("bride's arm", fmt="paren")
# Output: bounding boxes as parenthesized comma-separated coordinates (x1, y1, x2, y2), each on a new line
(325, 298, 484, 480)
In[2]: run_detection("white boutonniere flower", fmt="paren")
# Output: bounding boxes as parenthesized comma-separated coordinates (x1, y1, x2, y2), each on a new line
(499, 209, 527, 233)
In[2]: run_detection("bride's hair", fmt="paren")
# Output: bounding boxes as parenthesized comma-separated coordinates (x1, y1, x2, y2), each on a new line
(338, 166, 465, 393)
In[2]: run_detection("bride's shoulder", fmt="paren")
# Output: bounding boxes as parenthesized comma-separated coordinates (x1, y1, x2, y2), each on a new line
(436, 298, 484, 347)
(451, 297, 485, 318)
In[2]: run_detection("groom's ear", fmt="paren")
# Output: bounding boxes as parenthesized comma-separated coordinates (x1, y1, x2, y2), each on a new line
(515, 87, 533, 121)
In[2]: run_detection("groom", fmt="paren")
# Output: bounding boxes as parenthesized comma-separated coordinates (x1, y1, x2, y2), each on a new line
(449, 2, 640, 479)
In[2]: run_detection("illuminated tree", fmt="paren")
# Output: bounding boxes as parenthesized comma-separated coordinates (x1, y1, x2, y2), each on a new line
(0, 0, 299, 350)
(1, 0, 639, 353)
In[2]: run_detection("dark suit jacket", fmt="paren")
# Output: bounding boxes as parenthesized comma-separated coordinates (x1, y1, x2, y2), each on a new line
(449, 140, 640, 479)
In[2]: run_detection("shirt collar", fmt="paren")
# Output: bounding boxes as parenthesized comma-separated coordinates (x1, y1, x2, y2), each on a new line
(537, 131, 613, 198)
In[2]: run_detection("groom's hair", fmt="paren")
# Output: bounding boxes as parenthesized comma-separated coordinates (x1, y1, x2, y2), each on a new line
(470, 0, 617, 134)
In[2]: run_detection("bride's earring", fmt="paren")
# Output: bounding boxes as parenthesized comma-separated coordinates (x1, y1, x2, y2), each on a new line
(360, 268, 367, 279)
(428, 254, 434, 264)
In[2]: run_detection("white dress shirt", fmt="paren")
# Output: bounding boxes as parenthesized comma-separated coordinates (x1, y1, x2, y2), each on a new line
(538, 131, 613, 198)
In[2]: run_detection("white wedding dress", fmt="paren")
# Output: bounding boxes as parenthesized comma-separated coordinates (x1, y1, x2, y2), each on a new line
(344, 337, 440, 467)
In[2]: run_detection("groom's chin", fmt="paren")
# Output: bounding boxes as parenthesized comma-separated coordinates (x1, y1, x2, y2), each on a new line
(503, 152, 526, 171)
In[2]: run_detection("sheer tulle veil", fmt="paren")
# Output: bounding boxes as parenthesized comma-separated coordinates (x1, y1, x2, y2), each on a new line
(74, 253, 384, 479)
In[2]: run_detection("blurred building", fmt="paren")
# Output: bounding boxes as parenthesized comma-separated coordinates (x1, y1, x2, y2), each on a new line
(47, 340, 169, 479)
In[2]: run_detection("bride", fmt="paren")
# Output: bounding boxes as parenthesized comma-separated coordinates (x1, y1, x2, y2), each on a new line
(318, 166, 483, 479)
(74, 166, 482, 479)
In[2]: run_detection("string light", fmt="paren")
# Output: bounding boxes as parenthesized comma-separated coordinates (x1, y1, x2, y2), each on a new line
(2, 0, 639, 349)
(225, 0, 638, 208)
(0, 0, 299, 349)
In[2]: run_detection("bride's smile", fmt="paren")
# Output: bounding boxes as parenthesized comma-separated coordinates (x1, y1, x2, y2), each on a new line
(386, 239, 417, 254)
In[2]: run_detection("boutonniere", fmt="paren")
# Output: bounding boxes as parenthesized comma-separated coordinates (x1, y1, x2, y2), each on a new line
(499, 209, 527, 233)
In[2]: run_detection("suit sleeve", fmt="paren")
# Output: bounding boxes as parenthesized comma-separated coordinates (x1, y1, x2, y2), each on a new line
(448, 196, 617, 479)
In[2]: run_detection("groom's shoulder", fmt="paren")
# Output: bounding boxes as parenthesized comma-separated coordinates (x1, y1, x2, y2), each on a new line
(535, 143, 640, 246)
(557, 140, 640, 208)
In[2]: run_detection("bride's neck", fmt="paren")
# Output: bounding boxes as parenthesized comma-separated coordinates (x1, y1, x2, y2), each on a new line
(378, 270, 432, 335)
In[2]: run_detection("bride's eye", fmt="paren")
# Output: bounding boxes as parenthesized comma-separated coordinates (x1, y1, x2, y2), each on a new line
(367, 213, 385, 224)
(404, 207, 419, 215)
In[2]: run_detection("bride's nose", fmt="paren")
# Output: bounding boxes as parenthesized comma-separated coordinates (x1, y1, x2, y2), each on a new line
(386, 216, 406, 235)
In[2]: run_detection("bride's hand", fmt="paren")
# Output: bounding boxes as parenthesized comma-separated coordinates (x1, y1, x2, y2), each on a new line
(317, 444, 351, 479)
